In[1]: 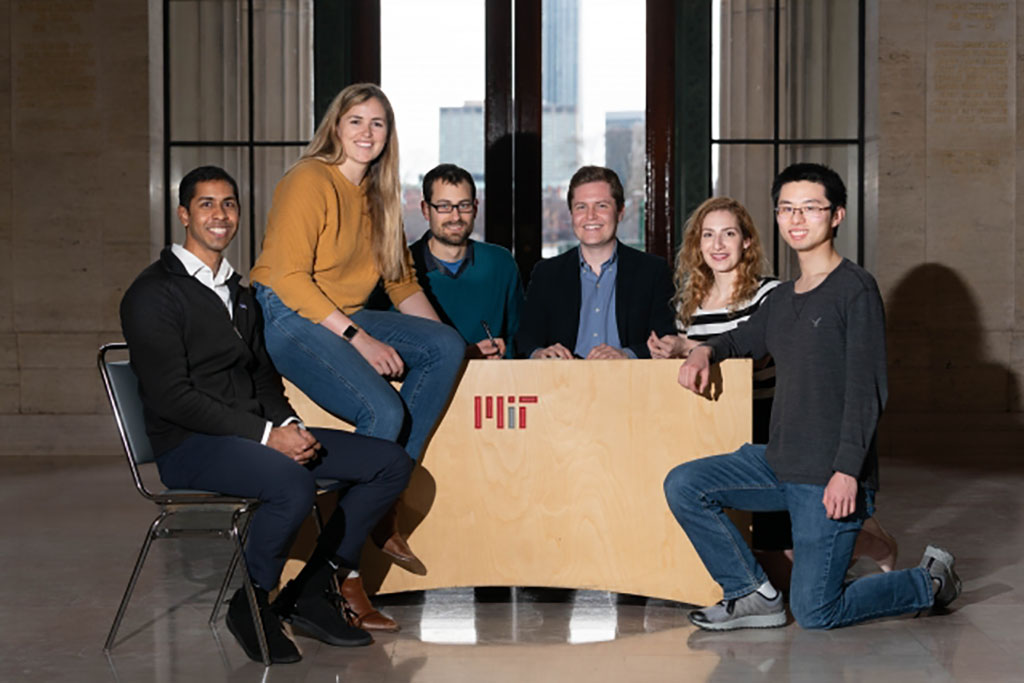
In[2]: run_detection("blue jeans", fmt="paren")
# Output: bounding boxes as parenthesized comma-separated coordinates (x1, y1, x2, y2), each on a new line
(254, 284, 465, 462)
(157, 428, 411, 591)
(663, 443, 934, 629)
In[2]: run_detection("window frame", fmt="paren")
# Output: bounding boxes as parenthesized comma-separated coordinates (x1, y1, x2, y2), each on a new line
(709, 0, 867, 274)
(159, 1, 866, 278)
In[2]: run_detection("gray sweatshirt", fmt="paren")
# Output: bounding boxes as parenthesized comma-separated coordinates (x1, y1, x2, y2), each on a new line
(707, 259, 887, 489)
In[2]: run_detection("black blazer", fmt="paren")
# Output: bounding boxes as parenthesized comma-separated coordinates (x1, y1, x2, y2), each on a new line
(515, 241, 676, 358)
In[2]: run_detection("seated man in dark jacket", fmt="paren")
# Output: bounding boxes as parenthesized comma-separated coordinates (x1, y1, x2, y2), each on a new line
(120, 165, 411, 664)
(516, 166, 676, 359)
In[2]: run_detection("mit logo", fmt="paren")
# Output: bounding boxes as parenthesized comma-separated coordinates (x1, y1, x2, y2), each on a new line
(474, 395, 538, 429)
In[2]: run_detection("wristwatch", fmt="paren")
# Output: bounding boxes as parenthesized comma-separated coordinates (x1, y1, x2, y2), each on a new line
(342, 324, 360, 341)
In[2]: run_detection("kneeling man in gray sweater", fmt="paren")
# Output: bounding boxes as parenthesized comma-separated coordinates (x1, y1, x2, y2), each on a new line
(664, 162, 960, 631)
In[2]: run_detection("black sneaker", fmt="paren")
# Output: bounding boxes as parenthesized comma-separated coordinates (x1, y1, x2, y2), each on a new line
(282, 586, 373, 647)
(225, 586, 301, 664)
(919, 545, 962, 609)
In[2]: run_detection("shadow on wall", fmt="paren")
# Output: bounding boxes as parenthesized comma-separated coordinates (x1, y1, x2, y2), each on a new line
(882, 262, 1023, 460)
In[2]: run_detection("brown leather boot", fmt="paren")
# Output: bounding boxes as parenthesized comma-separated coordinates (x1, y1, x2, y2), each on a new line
(371, 502, 427, 575)
(339, 575, 399, 632)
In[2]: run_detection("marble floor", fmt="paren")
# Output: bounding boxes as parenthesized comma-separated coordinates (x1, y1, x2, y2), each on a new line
(2, 449, 1023, 683)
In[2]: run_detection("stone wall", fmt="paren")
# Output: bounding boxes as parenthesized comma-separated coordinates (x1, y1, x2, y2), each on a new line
(0, 0, 149, 454)
(877, 0, 1023, 456)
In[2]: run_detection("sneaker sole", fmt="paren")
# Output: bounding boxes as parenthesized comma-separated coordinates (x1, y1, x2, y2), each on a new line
(288, 614, 374, 647)
(688, 610, 787, 631)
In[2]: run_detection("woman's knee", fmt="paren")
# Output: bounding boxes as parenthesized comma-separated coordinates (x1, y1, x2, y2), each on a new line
(422, 323, 467, 365)
(365, 390, 406, 440)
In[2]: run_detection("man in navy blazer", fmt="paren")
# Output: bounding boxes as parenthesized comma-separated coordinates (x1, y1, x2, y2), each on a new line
(516, 166, 676, 359)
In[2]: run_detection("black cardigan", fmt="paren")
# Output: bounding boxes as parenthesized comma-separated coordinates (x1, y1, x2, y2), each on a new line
(515, 241, 677, 358)
(119, 248, 295, 456)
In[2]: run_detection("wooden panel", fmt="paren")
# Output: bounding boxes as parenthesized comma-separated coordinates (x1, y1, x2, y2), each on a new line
(284, 359, 751, 606)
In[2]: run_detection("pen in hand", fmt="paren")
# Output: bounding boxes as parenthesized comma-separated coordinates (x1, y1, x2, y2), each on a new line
(480, 320, 500, 358)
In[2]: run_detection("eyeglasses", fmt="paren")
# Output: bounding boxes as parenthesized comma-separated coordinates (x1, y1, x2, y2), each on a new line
(774, 205, 833, 220)
(427, 201, 475, 214)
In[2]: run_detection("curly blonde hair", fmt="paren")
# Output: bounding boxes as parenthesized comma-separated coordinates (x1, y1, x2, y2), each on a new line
(673, 197, 767, 328)
(302, 83, 408, 282)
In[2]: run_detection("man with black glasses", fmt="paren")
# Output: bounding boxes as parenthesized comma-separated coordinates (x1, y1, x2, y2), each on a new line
(410, 163, 523, 358)
(664, 162, 961, 631)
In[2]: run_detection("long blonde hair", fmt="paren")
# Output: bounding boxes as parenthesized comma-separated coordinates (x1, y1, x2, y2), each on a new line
(303, 83, 408, 281)
(673, 197, 767, 328)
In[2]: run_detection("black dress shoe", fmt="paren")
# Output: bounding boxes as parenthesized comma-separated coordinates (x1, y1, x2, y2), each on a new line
(225, 586, 301, 664)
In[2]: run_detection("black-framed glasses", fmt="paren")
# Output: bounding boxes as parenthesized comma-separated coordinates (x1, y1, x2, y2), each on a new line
(774, 205, 834, 220)
(427, 200, 476, 214)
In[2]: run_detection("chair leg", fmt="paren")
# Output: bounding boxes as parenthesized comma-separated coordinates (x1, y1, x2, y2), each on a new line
(312, 497, 325, 534)
(231, 507, 271, 666)
(104, 511, 168, 652)
(209, 510, 254, 626)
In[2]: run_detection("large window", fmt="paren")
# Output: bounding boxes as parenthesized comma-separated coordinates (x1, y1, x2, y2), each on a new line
(380, 1, 487, 246)
(158, 2, 867, 280)
(712, 0, 865, 277)
(163, 0, 313, 272)
(540, 0, 646, 257)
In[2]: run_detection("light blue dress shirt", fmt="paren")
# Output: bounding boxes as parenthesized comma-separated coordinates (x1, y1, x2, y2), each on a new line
(574, 250, 636, 358)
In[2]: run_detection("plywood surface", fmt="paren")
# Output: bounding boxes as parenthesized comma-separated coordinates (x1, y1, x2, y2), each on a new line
(284, 359, 751, 606)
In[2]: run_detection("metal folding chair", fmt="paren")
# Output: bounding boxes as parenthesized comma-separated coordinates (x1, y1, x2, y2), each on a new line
(98, 343, 272, 665)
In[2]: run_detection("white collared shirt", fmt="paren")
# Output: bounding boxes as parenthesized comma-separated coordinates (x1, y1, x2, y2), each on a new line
(171, 244, 302, 444)
(171, 244, 235, 319)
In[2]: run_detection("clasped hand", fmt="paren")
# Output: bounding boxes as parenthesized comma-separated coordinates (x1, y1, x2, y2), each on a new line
(647, 331, 695, 359)
(267, 423, 319, 464)
(531, 343, 628, 359)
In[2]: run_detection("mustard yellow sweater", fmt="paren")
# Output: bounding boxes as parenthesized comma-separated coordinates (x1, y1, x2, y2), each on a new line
(251, 159, 420, 322)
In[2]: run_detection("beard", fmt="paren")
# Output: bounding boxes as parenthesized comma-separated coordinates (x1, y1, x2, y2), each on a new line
(431, 221, 472, 247)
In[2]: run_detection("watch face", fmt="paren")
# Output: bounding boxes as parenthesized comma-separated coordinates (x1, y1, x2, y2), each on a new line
(343, 324, 358, 340)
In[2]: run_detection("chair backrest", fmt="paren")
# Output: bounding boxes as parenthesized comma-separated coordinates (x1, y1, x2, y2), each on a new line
(98, 343, 157, 498)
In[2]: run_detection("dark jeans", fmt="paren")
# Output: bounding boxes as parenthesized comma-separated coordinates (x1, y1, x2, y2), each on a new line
(157, 428, 411, 591)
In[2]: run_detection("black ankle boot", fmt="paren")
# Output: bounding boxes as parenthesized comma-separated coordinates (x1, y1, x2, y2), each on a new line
(278, 563, 372, 647)
(226, 586, 301, 664)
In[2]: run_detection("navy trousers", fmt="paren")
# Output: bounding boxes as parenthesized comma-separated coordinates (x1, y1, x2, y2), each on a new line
(157, 428, 411, 591)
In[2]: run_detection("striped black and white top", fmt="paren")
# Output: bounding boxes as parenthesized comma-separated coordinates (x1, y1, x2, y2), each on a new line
(678, 277, 780, 400)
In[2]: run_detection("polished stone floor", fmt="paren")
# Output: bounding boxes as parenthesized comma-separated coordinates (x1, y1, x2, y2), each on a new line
(2, 450, 1023, 682)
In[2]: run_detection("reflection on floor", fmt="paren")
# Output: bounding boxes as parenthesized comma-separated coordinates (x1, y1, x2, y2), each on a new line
(2, 450, 1023, 682)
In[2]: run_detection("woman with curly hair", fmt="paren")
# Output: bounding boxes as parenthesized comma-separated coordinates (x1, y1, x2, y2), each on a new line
(650, 196, 897, 584)
(648, 197, 778, 440)
(250, 83, 465, 632)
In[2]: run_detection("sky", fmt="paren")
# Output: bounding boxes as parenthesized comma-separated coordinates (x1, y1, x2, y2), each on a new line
(380, 0, 646, 185)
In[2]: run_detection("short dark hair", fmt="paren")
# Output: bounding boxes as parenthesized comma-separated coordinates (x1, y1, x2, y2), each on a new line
(422, 163, 476, 203)
(770, 162, 847, 209)
(567, 166, 624, 213)
(178, 165, 240, 209)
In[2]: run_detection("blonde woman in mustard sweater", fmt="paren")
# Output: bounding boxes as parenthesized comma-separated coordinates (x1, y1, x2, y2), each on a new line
(251, 84, 464, 630)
